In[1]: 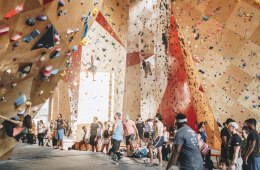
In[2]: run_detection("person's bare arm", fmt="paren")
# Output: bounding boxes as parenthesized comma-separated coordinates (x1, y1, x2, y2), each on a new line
(232, 146, 240, 164)
(245, 140, 256, 164)
(166, 144, 182, 170)
(112, 123, 117, 137)
(0, 115, 22, 126)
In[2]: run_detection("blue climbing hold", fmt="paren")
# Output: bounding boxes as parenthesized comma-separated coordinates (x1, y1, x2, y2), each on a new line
(202, 16, 209, 21)
(245, 96, 249, 99)
(72, 45, 78, 52)
(14, 94, 27, 107)
(51, 69, 59, 75)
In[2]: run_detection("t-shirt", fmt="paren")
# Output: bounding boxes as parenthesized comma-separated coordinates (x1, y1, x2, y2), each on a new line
(247, 130, 260, 158)
(123, 120, 135, 136)
(221, 127, 230, 148)
(136, 122, 145, 135)
(174, 125, 203, 170)
(228, 134, 242, 160)
(90, 123, 99, 137)
(113, 120, 123, 141)
(56, 119, 63, 130)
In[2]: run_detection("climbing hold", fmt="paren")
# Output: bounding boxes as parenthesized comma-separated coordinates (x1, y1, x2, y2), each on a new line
(32, 26, 55, 50)
(4, 4, 23, 19)
(36, 15, 47, 21)
(58, 0, 65, 7)
(51, 69, 59, 75)
(5, 68, 12, 75)
(23, 29, 40, 43)
(92, 8, 98, 17)
(11, 82, 17, 88)
(26, 18, 35, 26)
(0, 25, 9, 35)
(14, 93, 27, 107)
(11, 32, 22, 41)
(72, 45, 78, 52)
(202, 16, 209, 21)
(245, 96, 249, 99)
(50, 48, 61, 59)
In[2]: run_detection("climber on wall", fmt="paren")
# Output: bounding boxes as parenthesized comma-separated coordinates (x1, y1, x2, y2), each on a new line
(0, 114, 33, 142)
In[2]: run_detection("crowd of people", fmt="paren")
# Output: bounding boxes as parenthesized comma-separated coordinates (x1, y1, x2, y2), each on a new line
(0, 106, 259, 170)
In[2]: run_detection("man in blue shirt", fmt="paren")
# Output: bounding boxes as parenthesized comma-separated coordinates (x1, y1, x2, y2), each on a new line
(109, 112, 123, 154)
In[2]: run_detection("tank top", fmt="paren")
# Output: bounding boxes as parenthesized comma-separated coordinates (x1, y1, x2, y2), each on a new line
(13, 126, 24, 137)
(112, 120, 123, 141)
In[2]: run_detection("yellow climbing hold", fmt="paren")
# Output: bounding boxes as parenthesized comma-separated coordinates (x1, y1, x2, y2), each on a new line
(92, 8, 98, 17)
(255, 0, 260, 4)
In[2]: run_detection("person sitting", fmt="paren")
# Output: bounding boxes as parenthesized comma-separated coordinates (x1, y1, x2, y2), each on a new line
(0, 114, 32, 141)
(79, 126, 89, 151)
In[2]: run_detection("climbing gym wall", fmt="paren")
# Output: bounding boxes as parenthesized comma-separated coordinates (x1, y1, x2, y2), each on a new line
(0, 0, 104, 159)
(78, 0, 130, 122)
(171, 0, 260, 129)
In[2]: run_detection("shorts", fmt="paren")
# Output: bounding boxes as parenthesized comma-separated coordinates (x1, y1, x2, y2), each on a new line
(144, 132, 150, 138)
(125, 134, 135, 145)
(153, 136, 164, 148)
(138, 133, 144, 139)
(102, 138, 110, 145)
(56, 129, 64, 140)
(89, 135, 97, 146)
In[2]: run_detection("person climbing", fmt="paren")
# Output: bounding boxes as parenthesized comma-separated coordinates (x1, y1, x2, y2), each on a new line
(0, 114, 33, 141)
(166, 113, 203, 170)
(148, 113, 164, 167)
(83, 55, 97, 81)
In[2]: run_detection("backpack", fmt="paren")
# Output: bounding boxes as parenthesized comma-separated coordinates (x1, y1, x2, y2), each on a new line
(133, 148, 148, 158)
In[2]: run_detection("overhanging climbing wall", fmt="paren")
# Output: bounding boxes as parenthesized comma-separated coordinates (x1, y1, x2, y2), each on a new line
(0, 0, 104, 159)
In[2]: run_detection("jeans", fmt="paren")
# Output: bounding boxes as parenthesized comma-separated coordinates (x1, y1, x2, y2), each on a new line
(248, 156, 260, 170)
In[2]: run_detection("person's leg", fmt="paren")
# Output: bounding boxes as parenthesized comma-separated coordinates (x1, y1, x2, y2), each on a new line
(129, 135, 134, 153)
(158, 146, 163, 166)
(41, 133, 44, 146)
(0, 124, 3, 130)
(149, 146, 154, 165)
(101, 143, 105, 152)
(1, 121, 14, 137)
(105, 144, 109, 153)
(38, 134, 41, 146)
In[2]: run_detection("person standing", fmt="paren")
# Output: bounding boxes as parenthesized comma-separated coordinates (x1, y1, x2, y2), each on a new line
(198, 122, 207, 143)
(227, 122, 243, 170)
(90, 117, 99, 152)
(244, 118, 260, 170)
(136, 118, 145, 147)
(109, 112, 123, 155)
(56, 114, 65, 150)
(101, 123, 110, 153)
(123, 114, 139, 156)
(149, 113, 164, 167)
(166, 113, 203, 170)
(221, 118, 235, 162)
(37, 120, 46, 146)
